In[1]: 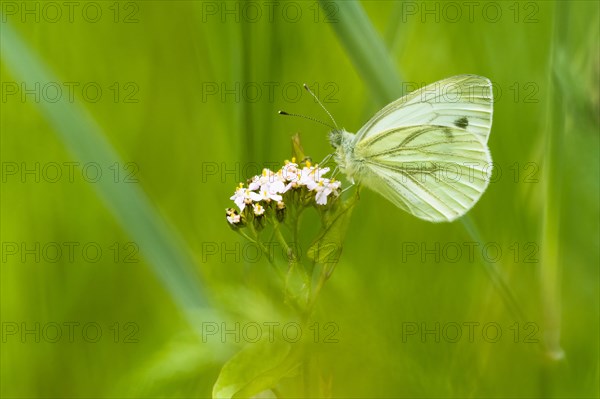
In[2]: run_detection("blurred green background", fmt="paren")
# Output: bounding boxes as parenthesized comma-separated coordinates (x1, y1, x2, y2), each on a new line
(1, 0, 598, 397)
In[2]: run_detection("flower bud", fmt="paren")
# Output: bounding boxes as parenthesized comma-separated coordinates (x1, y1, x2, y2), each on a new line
(252, 203, 266, 231)
(276, 201, 286, 222)
(225, 208, 245, 229)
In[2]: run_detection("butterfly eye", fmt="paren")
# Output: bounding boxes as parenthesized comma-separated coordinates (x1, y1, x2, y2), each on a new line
(328, 131, 342, 148)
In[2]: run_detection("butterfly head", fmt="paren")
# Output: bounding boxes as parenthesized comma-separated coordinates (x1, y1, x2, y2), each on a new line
(328, 129, 345, 149)
(328, 128, 359, 181)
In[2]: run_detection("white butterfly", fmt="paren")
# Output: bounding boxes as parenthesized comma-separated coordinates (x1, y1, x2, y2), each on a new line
(329, 75, 493, 222)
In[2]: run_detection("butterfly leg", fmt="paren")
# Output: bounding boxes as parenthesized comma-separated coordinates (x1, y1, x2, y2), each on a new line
(319, 153, 334, 166)
(341, 182, 355, 194)
(331, 166, 340, 178)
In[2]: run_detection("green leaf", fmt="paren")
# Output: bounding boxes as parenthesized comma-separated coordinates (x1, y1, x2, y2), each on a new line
(212, 338, 301, 399)
(291, 133, 306, 163)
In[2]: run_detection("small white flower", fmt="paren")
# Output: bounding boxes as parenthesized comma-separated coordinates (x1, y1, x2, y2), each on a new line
(284, 162, 331, 192)
(250, 188, 282, 203)
(249, 168, 286, 194)
(281, 162, 299, 182)
(247, 175, 262, 191)
(227, 212, 241, 225)
(230, 183, 245, 208)
(225, 207, 243, 227)
(230, 185, 255, 211)
(329, 179, 342, 191)
(268, 179, 286, 194)
(303, 166, 330, 189)
(312, 178, 341, 205)
(253, 203, 265, 216)
(314, 166, 331, 180)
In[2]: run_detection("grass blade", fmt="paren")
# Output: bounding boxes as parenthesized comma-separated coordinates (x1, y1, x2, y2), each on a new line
(319, 0, 404, 102)
(1, 21, 216, 330)
(539, 1, 569, 363)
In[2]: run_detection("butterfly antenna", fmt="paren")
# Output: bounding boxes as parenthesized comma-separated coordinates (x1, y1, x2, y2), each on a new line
(278, 110, 335, 130)
(303, 83, 339, 130)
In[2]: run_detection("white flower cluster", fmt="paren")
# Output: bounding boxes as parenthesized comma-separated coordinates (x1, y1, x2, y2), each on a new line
(227, 158, 341, 226)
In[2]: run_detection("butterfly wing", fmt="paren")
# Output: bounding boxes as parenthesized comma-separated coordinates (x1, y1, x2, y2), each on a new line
(353, 125, 492, 222)
(355, 75, 493, 144)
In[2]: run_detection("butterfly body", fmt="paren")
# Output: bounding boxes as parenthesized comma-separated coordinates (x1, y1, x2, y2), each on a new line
(329, 75, 494, 223)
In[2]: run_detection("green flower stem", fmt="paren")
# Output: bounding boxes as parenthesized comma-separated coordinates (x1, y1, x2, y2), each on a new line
(236, 229, 274, 265)
(307, 265, 328, 313)
(238, 221, 287, 282)
(290, 201, 303, 249)
(272, 222, 294, 263)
